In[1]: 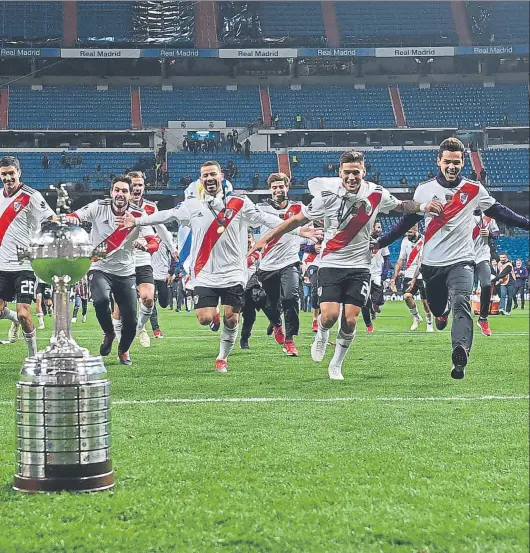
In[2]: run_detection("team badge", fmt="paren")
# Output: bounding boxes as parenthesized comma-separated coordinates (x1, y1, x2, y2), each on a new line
(460, 193, 469, 205)
(13, 202, 21, 212)
(317, 287, 322, 297)
(193, 295, 199, 304)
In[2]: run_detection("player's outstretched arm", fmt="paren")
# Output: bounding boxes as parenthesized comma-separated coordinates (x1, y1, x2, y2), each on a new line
(484, 203, 530, 231)
(377, 214, 423, 249)
(249, 211, 309, 255)
(394, 199, 443, 216)
(117, 207, 186, 229)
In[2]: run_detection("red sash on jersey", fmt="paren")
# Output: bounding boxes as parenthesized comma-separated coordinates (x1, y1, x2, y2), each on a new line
(101, 209, 143, 254)
(424, 182, 480, 244)
(247, 251, 260, 267)
(472, 215, 491, 241)
(304, 252, 317, 264)
(194, 197, 245, 277)
(143, 203, 156, 216)
(406, 238, 423, 270)
(322, 192, 382, 257)
(262, 203, 302, 258)
(0, 192, 31, 246)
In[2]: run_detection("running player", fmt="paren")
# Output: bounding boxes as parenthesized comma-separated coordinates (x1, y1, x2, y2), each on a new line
(118, 160, 319, 372)
(250, 151, 440, 380)
(149, 241, 177, 339)
(0, 156, 55, 356)
(376, 138, 529, 379)
(390, 224, 434, 332)
(35, 278, 53, 330)
(72, 276, 89, 323)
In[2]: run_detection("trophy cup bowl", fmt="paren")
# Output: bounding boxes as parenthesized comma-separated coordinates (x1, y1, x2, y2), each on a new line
(14, 218, 114, 493)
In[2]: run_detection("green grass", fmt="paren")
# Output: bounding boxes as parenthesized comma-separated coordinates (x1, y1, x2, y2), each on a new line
(0, 303, 528, 553)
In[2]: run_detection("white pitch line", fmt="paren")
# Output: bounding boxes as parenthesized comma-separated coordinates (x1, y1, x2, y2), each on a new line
(0, 395, 527, 407)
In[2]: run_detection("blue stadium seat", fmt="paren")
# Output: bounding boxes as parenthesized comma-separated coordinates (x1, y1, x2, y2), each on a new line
(15, 152, 153, 190)
(269, 86, 395, 129)
(140, 87, 262, 128)
(8, 87, 131, 130)
(481, 148, 529, 186)
(259, 2, 325, 38)
(77, 1, 135, 42)
(0, 2, 62, 40)
(335, 2, 458, 46)
(400, 83, 529, 129)
(496, 237, 530, 261)
(471, 2, 529, 45)
(167, 152, 277, 189)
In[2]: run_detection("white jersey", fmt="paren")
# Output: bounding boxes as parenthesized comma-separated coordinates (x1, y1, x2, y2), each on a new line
(247, 251, 260, 281)
(135, 192, 293, 288)
(303, 178, 399, 270)
(152, 243, 173, 281)
(473, 214, 499, 264)
(255, 200, 305, 272)
(72, 199, 155, 277)
(0, 185, 54, 272)
(413, 178, 496, 267)
(399, 235, 425, 279)
(370, 247, 390, 286)
(133, 198, 175, 268)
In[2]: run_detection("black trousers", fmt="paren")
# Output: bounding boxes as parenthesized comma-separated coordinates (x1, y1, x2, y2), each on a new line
(258, 263, 300, 340)
(361, 282, 383, 327)
(89, 270, 137, 353)
(149, 279, 171, 331)
(513, 280, 526, 309)
(475, 260, 493, 319)
(241, 278, 278, 342)
(422, 262, 474, 353)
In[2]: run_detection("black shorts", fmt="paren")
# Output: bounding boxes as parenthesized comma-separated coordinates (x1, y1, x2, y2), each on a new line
(36, 282, 52, 299)
(193, 285, 245, 309)
(0, 270, 36, 305)
(307, 265, 320, 308)
(317, 267, 371, 307)
(403, 277, 427, 300)
(135, 265, 154, 286)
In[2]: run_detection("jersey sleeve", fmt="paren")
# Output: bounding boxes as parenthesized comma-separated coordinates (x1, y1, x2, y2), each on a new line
(381, 246, 390, 256)
(488, 218, 500, 234)
(137, 203, 191, 228)
(301, 195, 326, 221)
(398, 240, 407, 261)
(477, 184, 496, 212)
(29, 191, 55, 224)
(154, 223, 176, 251)
(71, 200, 98, 224)
(380, 188, 400, 214)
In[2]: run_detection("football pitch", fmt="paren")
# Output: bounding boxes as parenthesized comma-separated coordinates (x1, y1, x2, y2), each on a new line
(0, 303, 528, 553)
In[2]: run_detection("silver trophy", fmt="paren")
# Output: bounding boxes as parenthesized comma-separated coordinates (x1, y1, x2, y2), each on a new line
(14, 218, 114, 492)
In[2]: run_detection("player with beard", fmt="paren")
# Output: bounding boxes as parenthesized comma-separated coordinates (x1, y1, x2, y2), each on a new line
(361, 221, 390, 333)
(390, 224, 434, 332)
(111, 171, 177, 347)
(375, 138, 529, 379)
(117, 161, 319, 372)
(250, 151, 441, 380)
(68, 176, 159, 365)
(472, 209, 499, 336)
(0, 156, 55, 356)
(254, 173, 308, 356)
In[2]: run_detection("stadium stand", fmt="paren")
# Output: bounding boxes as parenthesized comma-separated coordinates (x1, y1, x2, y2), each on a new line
(335, 1, 458, 47)
(15, 152, 153, 190)
(8, 87, 132, 130)
(269, 86, 396, 129)
(496, 237, 530, 260)
(0, 1, 62, 41)
(259, 2, 325, 39)
(140, 87, 262, 128)
(481, 148, 529, 186)
(468, 1, 529, 46)
(289, 149, 474, 187)
(167, 152, 277, 188)
(400, 83, 530, 129)
(77, 1, 135, 43)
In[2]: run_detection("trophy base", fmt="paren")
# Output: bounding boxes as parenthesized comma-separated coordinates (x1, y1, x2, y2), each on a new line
(14, 469, 114, 493)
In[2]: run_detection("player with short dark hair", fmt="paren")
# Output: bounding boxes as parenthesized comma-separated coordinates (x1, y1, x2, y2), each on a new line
(68, 176, 159, 365)
(376, 138, 529, 379)
(250, 151, 440, 380)
(118, 161, 319, 372)
(0, 156, 55, 355)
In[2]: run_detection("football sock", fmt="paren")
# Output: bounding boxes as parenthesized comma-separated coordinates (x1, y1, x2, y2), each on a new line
(137, 303, 153, 330)
(112, 318, 122, 341)
(24, 329, 37, 357)
(317, 315, 330, 343)
(409, 306, 420, 319)
(330, 329, 356, 367)
(218, 324, 238, 360)
(425, 313, 433, 324)
(1, 308, 19, 323)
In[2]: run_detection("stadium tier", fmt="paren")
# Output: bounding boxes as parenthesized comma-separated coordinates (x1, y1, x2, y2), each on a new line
(290, 150, 473, 187)
(0, 1, 62, 41)
(8, 87, 132, 130)
(481, 148, 529, 186)
(14, 152, 154, 189)
(496, 237, 530, 260)
(77, 1, 135, 43)
(400, 84, 530, 129)
(140, 87, 261, 128)
(268, 86, 396, 129)
(259, 2, 325, 39)
(167, 152, 277, 188)
(335, 1, 458, 47)
(469, 1, 529, 45)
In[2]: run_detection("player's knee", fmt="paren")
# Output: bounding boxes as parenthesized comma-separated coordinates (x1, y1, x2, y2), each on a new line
(452, 293, 470, 312)
(196, 313, 212, 326)
(16, 305, 31, 325)
(223, 313, 239, 329)
(142, 298, 154, 309)
(403, 292, 413, 302)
